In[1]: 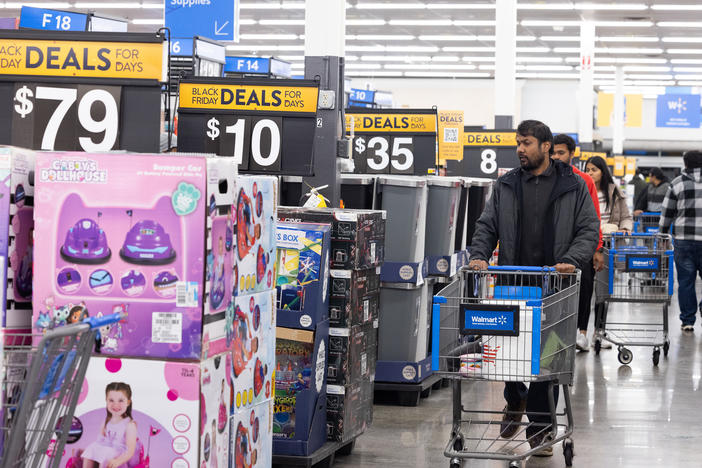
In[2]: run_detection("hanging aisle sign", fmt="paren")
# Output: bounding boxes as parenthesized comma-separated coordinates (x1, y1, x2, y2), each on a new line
(0, 30, 165, 153)
(345, 108, 438, 175)
(447, 129, 519, 179)
(177, 77, 320, 175)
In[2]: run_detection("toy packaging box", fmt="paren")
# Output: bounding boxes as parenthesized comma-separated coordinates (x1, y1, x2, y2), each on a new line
(203, 157, 238, 359)
(234, 176, 278, 298)
(273, 323, 329, 456)
(275, 222, 331, 330)
(230, 290, 276, 415)
(0, 147, 35, 334)
(327, 322, 378, 386)
(230, 399, 273, 468)
(326, 377, 374, 443)
(328, 268, 380, 328)
(277, 207, 385, 270)
(33, 152, 206, 359)
(49, 354, 232, 468)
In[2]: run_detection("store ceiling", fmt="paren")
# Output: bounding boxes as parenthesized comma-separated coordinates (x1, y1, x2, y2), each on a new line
(4, 1, 702, 90)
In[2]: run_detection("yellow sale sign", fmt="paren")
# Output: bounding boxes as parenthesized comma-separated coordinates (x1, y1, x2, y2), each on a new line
(437, 110, 464, 162)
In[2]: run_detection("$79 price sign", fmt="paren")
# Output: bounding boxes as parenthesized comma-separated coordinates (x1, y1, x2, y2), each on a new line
(12, 83, 121, 151)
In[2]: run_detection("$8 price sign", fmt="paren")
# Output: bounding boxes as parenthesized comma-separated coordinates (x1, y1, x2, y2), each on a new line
(352, 135, 414, 174)
(204, 115, 282, 172)
(12, 83, 120, 152)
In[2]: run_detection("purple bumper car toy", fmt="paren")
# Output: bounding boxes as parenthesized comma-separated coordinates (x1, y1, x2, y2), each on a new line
(60, 218, 112, 265)
(120, 219, 177, 266)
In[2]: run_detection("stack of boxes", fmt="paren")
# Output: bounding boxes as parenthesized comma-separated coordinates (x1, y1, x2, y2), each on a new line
(276, 207, 384, 445)
(29, 151, 276, 467)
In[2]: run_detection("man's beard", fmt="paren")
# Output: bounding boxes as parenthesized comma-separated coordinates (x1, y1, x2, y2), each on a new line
(519, 152, 546, 171)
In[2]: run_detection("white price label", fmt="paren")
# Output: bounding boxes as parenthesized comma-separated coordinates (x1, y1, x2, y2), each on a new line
(152, 312, 183, 344)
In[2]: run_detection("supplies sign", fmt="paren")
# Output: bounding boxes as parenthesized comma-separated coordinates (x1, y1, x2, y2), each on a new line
(447, 129, 519, 180)
(437, 110, 464, 163)
(177, 77, 320, 175)
(345, 108, 438, 175)
(0, 38, 164, 80)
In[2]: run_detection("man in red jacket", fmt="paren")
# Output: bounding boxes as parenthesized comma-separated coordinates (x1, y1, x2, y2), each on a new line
(552, 134, 603, 351)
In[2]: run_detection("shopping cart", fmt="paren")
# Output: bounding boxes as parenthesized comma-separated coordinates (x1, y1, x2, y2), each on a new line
(431, 266, 580, 468)
(594, 232, 674, 366)
(0, 313, 123, 468)
(633, 212, 661, 233)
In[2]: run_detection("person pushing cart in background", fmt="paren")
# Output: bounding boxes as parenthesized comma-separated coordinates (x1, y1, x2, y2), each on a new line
(468, 120, 599, 456)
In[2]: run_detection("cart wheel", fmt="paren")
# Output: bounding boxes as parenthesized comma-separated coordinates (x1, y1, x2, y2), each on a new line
(653, 349, 660, 366)
(618, 348, 633, 365)
(453, 436, 464, 452)
(420, 386, 432, 399)
(594, 339, 601, 356)
(508, 461, 521, 468)
(337, 440, 355, 456)
(563, 439, 575, 467)
(450, 458, 461, 468)
(663, 340, 670, 357)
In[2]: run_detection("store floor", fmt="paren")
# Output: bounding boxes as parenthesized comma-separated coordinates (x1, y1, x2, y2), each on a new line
(335, 289, 702, 467)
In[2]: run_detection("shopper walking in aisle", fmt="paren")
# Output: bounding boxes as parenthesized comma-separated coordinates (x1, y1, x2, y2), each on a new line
(552, 134, 603, 352)
(629, 168, 649, 210)
(634, 167, 670, 215)
(585, 155, 633, 348)
(659, 151, 702, 332)
(468, 120, 599, 456)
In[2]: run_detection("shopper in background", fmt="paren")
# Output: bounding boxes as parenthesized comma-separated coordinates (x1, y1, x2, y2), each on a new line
(634, 167, 670, 215)
(629, 168, 649, 210)
(468, 120, 599, 456)
(659, 151, 702, 332)
(552, 134, 603, 352)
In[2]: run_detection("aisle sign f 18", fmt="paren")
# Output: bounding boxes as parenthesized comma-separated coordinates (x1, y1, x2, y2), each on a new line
(345, 108, 438, 175)
(446, 129, 519, 180)
(177, 77, 320, 175)
(0, 30, 165, 153)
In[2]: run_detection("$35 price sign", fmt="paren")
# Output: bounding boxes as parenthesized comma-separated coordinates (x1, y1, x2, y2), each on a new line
(11, 83, 121, 152)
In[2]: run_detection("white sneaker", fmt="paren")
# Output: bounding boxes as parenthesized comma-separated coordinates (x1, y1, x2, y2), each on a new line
(576, 333, 589, 351)
(599, 340, 613, 349)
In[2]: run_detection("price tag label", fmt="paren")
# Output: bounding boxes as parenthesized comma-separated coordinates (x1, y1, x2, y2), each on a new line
(345, 109, 437, 175)
(177, 78, 320, 175)
(447, 130, 519, 179)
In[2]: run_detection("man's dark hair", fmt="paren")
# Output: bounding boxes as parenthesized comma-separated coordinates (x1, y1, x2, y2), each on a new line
(683, 150, 702, 169)
(649, 167, 667, 182)
(553, 134, 576, 153)
(517, 120, 554, 155)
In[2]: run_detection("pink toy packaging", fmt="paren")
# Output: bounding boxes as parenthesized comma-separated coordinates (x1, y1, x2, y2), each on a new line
(230, 290, 276, 416)
(32, 152, 206, 359)
(49, 354, 233, 468)
(230, 400, 273, 468)
(234, 176, 277, 298)
(0, 147, 35, 335)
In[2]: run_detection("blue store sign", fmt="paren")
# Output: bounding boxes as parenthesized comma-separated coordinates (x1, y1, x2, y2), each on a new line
(165, 0, 238, 43)
(656, 94, 701, 128)
(19, 6, 88, 31)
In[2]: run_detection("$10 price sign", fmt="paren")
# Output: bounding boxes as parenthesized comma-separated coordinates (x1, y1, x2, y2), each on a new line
(177, 78, 320, 175)
(345, 108, 438, 175)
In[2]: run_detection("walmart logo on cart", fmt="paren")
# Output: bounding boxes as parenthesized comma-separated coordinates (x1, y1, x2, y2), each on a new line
(471, 315, 508, 325)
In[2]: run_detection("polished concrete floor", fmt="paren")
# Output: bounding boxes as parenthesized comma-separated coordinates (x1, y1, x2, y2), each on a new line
(336, 284, 702, 467)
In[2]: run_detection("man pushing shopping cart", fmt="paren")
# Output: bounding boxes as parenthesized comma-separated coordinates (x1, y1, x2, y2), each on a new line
(460, 120, 599, 465)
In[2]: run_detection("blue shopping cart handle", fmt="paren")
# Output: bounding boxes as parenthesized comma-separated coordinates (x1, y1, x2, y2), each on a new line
(637, 212, 661, 216)
(83, 313, 124, 329)
(487, 265, 556, 272)
(610, 232, 662, 238)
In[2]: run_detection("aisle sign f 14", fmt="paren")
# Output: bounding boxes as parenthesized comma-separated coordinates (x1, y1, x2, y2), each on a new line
(165, 0, 238, 42)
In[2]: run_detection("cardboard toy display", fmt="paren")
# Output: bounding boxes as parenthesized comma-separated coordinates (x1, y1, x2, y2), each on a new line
(231, 400, 273, 468)
(275, 222, 331, 330)
(328, 268, 380, 328)
(277, 207, 385, 270)
(49, 355, 231, 468)
(0, 147, 35, 335)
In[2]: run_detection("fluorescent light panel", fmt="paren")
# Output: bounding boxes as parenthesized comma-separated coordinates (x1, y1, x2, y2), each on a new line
(350, 35, 415, 40)
(384, 64, 477, 70)
(651, 5, 702, 10)
(658, 22, 702, 27)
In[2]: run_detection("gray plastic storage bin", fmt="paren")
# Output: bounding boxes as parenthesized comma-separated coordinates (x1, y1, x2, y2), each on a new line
(376, 176, 428, 263)
(378, 282, 429, 363)
(454, 178, 471, 252)
(339, 174, 376, 210)
(425, 176, 462, 258)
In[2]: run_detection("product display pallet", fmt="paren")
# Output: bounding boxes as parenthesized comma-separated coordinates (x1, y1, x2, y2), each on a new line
(373, 373, 443, 407)
(272, 438, 357, 468)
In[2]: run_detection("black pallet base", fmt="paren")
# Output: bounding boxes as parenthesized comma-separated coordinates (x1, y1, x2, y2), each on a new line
(272, 439, 357, 468)
(373, 373, 443, 407)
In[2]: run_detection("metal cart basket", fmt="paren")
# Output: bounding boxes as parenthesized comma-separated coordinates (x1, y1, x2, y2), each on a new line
(1, 313, 123, 468)
(633, 212, 661, 234)
(431, 266, 580, 468)
(594, 232, 674, 365)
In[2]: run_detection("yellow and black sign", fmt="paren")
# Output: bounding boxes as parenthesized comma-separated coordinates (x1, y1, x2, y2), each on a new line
(0, 38, 163, 80)
(438, 110, 464, 163)
(346, 112, 437, 133)
(463, 131, 517, 147)
(179, 82, 319, 113)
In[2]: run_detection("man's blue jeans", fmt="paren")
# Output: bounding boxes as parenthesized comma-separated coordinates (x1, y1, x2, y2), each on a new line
(673, 240, 702, 326)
